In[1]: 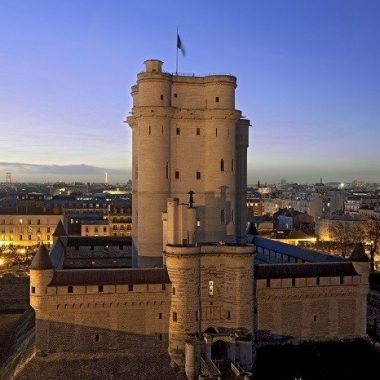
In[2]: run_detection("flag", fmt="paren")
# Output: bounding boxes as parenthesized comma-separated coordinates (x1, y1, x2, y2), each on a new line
(177, 33, 186, 56)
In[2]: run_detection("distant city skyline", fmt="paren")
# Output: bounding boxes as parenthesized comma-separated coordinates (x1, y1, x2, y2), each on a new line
(1, 1, 379, 183)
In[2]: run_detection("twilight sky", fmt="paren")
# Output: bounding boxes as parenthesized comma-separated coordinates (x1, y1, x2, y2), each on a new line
(0, 0, 379, 184)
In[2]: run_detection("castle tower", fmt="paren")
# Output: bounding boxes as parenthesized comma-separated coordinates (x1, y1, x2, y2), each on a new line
(29, 244, 55, 351)
(126, 60, 250, 267)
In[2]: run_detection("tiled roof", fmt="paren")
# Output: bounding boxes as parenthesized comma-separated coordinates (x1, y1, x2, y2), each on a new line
(30, 244, 54, 270)
(67, 236, 132, 246)
(255, 262, 358, 279)
(49, 268, 170, 286)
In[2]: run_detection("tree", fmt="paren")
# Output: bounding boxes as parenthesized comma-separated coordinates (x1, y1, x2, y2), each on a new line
(365, 218, 380, 272)
(330, 221, 365, 257)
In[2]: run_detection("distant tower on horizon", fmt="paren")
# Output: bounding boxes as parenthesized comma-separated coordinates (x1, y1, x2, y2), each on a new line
(5, 172, 11, 184)
(104, 172, 108, 184)
(126, 59, 250, 267)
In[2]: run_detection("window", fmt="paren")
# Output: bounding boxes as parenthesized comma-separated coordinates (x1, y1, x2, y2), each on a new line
(68, 286, 73, 293)
(176, 127, 180, 135)
(161, 284, 166, 291)
(90, 245, 94, 251)
(196, 171, 201, 180)
(103, 227, 107, 233)
(47, 227, 51, 233)
(215, 96, 220, 102)
(197, 220, 201, 227)
(313, 315, 317, 321)
(220, 209, 225, 223)
(159, 333, 163, 341)
(119, 244, 123, 250)
(166, 163, 169, 179)
(340, 276, 344, 284)
(37, 219, 41, 225)
(316, 277, 320, 285)
(149, 125, 151, 135)
(173, 312, 177, 322)
(19, 235, 22, 240)
(161, 125, 164, 135)
(172, 287, 176, 295)
(231, 159, 234, 172)
(175, 171, 180, 180)
(196, 128, 200, 135)
(227, 311, 231, 320)
(291, 278, 296, 287)
(28, 235, 32, 240)
(220, 159, 224, 172)
(95, 334, 100, 342)
(160, 94, 164, 100)
(31, 286, 35, 294)
(208, 280, 214, 296)
(159, 313, 163, 319)
(266, 279, 271, 288)
(174, 93, 178, 98)
(98, 285, 104, 293)
(215, 128, 218, 136)
(128, 284, 134, 291)
(85, 227, 89, 233)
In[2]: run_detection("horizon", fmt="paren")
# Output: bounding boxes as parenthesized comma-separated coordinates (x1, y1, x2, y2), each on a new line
(1, 0, 380, 183)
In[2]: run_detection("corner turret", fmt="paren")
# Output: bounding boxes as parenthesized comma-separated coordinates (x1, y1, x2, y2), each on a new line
(350, 243, 369, 285)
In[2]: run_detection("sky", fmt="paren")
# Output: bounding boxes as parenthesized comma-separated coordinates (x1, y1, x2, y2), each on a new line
(0, 0, 379, 184)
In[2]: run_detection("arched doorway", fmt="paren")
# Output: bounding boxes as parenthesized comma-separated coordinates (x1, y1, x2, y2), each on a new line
(211, 340, 229, 361)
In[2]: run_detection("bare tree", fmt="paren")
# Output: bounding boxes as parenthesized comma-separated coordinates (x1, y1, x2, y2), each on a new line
(330, 221, 364, 257)
(366, 218, 380, 272)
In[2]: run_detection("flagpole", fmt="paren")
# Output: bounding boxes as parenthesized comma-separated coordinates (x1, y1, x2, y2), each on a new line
(176, 27, 178, 75)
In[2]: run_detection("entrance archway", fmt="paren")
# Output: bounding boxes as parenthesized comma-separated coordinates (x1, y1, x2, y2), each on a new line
(211, 340, 229, 361)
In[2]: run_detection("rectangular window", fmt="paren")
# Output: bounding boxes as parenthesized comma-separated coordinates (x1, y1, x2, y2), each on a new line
(215, 128, 218, 136)
(176, 127, 180, 135)
(172, 287, 175, 295)
(98, 285, 104, 293)
(266, 279, 271, 288)
(128, 284, 134, 291)
(28, 235, 32, 240)
(340, 276, 344, 284)
(316, 277, 320, 285)
(31, 286, 35, 294)
(68, 286, 73, 293)
(227, 311, 231, 320)
(231, 159, 234, 172)
(174, 93, 178, 98)
(173, 312, 177, 322)
(159, 313, 163, 319)
(175, 171, 180, 179)
(208, 280, 214, 296)
(161, 284, 166, 291)
(196, 171, 201, 180)
(215, 96, 220, 102)
(196, 128, 200, 135)
(292, 278, 296, 287)
(160, 94, 164, 100)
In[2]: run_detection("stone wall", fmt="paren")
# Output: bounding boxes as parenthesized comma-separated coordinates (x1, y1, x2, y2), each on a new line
(256, 276, 367, 340)
(0, 277, 29, 312)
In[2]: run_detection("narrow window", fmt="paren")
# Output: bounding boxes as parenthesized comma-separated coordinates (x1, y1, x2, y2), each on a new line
(266, 279, 271, 288)
(208, 280, 214, 296)
(340, 276, 344, 285)
(220, 159, 224, 172)
(196, 171, 201, 180)
(149, 125, 151, 135)
(172, 287, 176, 295)
(220, 209, 225, 223)
(95, 334, 100, 342)
(196, 128, 200, 135)
(31, 286, 36, 294)
(174, 93, 178, 98)
(176, 127, 180, 135)
(231, 159, 234, 172)
(166, 163, 169, 179)
(231, 209, 234, 223)
(175, 171, 180, 180)
(215, 128, 218, 136)
(161, 125, 164, 135)
(173, 312, 177, 322)
(98, 285, 104, 293)
(215, 96, 220, 102)
(159, 333, 163, 341)
(160, 94, 164, 100)
(313, 315, 317, 322)
(159, 313, 163, 319)
(161, 284, 166, 291)
(128, 284, 134, 291)
(227, 311, 231, 320)
(316, 277, 320, 285)
(197, 220, 201, 227)
(291, 278, 296, 287)
(68, 286, 73, 293)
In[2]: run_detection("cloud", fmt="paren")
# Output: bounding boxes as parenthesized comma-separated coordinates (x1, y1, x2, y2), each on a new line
(0, 162, 131, 182)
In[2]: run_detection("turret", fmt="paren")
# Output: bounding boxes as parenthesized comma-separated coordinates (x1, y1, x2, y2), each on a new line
(52, 219, 67, 245)
(350, 243, 370, 284)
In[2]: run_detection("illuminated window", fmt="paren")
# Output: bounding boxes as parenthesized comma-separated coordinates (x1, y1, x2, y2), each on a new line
(197, 220, 201, 227)
(208, 280, 214, 296)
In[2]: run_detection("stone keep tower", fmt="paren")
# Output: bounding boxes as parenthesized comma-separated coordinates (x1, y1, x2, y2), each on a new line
(126, 59, 250, 267)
